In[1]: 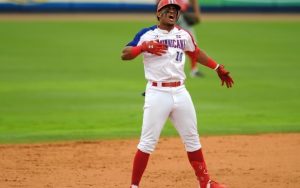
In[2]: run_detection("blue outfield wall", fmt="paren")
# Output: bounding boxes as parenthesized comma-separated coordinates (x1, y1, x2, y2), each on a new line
(0, 3, 156, 12)
(0, 1, 300, 13)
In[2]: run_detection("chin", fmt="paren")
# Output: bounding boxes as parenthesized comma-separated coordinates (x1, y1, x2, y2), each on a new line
(166, 22, 175, 26)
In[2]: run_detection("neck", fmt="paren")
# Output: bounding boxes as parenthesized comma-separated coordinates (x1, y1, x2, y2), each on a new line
(158, 24, 174, 32)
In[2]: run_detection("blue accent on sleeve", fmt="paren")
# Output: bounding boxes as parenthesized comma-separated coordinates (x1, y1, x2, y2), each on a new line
(126, 25, 157, 47)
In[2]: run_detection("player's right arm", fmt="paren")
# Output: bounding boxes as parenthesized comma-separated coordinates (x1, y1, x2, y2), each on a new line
(121, 41, 168, 61)
(121, 46, 138, 60)
(121, 27, 168, 61)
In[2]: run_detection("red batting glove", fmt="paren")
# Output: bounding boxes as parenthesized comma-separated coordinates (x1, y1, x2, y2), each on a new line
(216, 65, 234, 88)
(141, 41, 168, 56)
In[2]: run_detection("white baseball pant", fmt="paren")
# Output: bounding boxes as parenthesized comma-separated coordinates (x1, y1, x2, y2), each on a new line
(137, 82, 201, 154)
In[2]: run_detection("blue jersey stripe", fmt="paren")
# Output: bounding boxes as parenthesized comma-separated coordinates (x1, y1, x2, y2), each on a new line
(126, 25, 157, 47)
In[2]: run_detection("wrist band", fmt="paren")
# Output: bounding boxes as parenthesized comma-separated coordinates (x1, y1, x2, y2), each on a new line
(214, 64, 220, 70)
(130, 46, 142, 58)
(206, 58, 219, 70)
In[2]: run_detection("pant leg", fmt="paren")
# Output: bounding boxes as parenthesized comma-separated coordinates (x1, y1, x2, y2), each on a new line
(137, 87, 173, 154)
(169, 87, 201, 152)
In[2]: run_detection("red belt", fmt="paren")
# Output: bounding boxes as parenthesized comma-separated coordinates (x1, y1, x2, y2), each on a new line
(152, 81, 182, 87)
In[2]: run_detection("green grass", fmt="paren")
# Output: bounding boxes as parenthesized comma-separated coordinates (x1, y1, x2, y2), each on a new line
(0, 20, 299, 143)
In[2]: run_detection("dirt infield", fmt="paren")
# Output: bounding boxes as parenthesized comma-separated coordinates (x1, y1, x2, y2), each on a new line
(0, 134, 299, 188)
(0, 13, 300, 21)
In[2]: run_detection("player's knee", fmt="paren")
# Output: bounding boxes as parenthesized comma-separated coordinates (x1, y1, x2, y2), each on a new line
(137, 139, 158, 154)
(183, 134, 201, 152)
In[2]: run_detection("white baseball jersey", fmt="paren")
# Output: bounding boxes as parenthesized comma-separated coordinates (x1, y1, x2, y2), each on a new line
(127, 25, 197, 82)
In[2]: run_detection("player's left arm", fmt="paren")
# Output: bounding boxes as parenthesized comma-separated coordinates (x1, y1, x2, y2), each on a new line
(184, 28, 233, 88)
(187, 48, 234, 88)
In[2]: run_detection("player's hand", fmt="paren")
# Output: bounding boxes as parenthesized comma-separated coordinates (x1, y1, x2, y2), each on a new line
(216, 65, 234, 88)
(141, 41, 168, 56)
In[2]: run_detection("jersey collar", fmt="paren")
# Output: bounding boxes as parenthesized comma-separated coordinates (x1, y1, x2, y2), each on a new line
(157, 25, 177, 34)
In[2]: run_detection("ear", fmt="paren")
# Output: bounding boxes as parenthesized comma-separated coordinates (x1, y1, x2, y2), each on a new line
(156, 11, 162, 20)
(176, 11, 181, 20)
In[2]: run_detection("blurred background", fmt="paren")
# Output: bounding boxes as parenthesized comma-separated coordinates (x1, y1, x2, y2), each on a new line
(0, 0, 299, 144)
(0, 0, 300, 12)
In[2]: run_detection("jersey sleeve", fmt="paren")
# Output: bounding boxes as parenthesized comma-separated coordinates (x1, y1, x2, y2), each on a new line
(126, 25, 157, 47)
(126, 28, 148, 47)
(126, 32, 142, 47)
(184, 32, 197, 52)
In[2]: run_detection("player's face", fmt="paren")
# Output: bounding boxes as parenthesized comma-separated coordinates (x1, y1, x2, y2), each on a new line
(157, 5, 179, 27)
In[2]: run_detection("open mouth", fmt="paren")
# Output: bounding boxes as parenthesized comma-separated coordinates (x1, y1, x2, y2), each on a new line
(168, 15, 175, 21)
